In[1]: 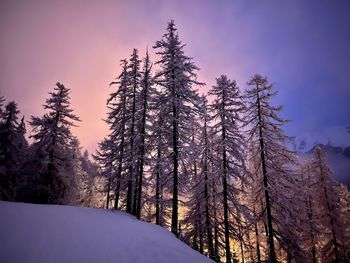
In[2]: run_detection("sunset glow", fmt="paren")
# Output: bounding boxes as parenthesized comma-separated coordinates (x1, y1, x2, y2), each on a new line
(1, 1, 349, 153)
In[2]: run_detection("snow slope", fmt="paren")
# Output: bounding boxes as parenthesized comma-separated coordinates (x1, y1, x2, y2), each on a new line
(0, 201, 212, 263)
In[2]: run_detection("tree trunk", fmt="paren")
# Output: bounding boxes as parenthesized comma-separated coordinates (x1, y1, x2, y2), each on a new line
(114, 94, 127, 210)
(155, 145, 161, 225)
(256, 85, 277, 263)
(135, 66, 149, 219)
(220, 90, 231, 262)
(222, 130, 231, 263)
(306, 165, 317, 263)
(106, 168, 112, 209)
(127, 74, 138, 214)
(254, 211, 261, 263)
(171, 96, 179, 236)
(210, 133, 220, 261)
(199, 224, 204, 254)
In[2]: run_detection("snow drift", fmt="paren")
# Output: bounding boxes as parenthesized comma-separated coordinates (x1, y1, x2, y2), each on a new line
(0, 201, 212, 263)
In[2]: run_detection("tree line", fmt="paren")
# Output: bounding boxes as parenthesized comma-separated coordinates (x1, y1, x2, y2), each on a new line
(1, 20, 349, 263)
(0, 83, 100, 206)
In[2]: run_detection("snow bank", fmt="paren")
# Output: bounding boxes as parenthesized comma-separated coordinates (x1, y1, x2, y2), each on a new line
(0, 201, 212, 263)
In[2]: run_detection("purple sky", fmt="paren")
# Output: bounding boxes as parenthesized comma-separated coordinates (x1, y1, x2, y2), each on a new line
(1, 0, 350, 152)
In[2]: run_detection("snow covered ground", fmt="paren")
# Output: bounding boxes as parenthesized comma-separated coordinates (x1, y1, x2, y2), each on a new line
(0, 201, 212, 263)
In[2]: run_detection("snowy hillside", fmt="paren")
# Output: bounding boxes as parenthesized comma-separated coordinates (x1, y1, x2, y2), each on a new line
(0, 201, 213, 263)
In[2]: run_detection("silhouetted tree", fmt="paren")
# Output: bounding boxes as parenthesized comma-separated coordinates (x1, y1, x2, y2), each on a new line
(0, 101, 27, 200)
(29, 82, 80, 204)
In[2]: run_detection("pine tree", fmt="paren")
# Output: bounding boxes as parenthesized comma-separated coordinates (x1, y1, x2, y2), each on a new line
(126, 48, 141, 215)
(244, 74, 302, 262)
(148, 90, 172, 226)
(134, 49, 153, 219)
(183, 96, 219, 261)
(94, 137, 115, 209)
(108, 59, 130, 210)
(29, 82, 80, 204)
(307, 146, 349, 262)
(0, 101, 28, 200)
(209, 75, 246, 263)
(201, 97, 218, 260)
(183, 107, 204, 252)
(301, 161, 318, 263)
(153, 20, 203, 236)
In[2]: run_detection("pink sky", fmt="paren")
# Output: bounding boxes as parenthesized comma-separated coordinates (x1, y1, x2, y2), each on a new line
(1, 0, 350, 153)
(0, 1, 251, 152)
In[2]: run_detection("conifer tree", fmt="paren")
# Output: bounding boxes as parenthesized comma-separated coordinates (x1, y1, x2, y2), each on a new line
(244, 74, 302, 262)
(201, 97, 217, 260)
(209, 75, 246, 263)
(307, 146, 349, 262)
(126, 48, 141, 215)
(153, 20, 203, 236)
(183, 96, 219, 261)
(148, 91, 172, 226)
(29, 82, 80, 204)
(134, 49, 153, 219)
(108, 59, 130, 209)
(94, 137, 115, 209)
(300, 161, 318, 263)
(0, 101, 27, 200)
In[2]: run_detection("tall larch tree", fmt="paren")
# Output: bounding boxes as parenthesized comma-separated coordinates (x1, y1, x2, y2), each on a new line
(153, 20, 203, 236)
(209, 75, 246, 263)
(244, 74, 303, 262)
(134, 49, 153, 219)
(107, 59, 130, 209)
(126, 48, 142, 215)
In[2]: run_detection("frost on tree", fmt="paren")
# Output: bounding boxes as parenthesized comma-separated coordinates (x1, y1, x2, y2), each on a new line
(28, 82, 80, 204)
(183, 96, 219, 261)
(244, 74, 304, 262)
(147, 86, 172, 227)
(209, 75, 246, 263)
(125, 49, 141, 215)
(104, 59, 130, 210)
(94, 136, 116, 209)
(153, 20, 203, 236)
(134, 49, 154, 219)
(303, 146, 350, 262)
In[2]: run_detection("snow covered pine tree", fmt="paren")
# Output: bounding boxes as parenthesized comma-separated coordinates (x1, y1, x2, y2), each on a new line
(209, 75, 246, 263)
(29, 82, 80, 204)
(244, 74, 303, 262)
(153, 20, 203, 236)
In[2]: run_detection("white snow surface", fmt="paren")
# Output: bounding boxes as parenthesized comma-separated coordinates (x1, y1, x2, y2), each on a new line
(0, 201, 212, 263)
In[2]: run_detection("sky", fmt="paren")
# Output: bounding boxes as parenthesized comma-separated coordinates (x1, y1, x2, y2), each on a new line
(1, 0, 350, 153)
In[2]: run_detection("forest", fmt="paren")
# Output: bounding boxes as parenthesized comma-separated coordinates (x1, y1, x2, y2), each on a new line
(0, 20, 349, 263)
